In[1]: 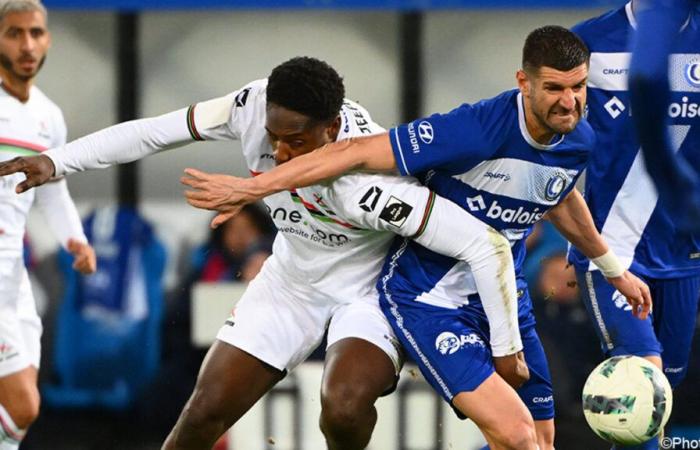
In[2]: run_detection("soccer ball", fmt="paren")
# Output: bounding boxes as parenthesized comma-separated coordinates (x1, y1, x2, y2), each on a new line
(582, 355, 673, 446)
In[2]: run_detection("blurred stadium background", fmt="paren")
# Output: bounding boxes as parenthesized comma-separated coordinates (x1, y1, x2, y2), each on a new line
(16, 0, 700, 449)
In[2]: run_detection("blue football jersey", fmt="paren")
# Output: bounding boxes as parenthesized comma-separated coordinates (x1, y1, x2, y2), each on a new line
(384, 90, 594, 307)
(569, 2, 700, 279)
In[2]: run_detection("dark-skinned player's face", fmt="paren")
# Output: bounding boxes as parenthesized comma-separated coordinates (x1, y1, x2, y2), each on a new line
(265, 103, 340, 166)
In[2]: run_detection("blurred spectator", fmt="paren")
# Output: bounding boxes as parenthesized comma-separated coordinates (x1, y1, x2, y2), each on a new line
(190, 203, 275, 283)
(148, 203, 275, 435)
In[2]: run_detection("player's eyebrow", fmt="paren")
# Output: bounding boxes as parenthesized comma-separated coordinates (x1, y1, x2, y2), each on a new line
(265, 126, 304, 138)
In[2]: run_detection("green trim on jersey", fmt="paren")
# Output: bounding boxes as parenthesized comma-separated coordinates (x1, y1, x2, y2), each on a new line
(0, 145, 41, 156)
(413, 191, 436, 238)
(186, 105, 204, 141)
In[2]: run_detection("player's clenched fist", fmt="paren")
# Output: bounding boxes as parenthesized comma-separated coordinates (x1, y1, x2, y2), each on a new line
(0, 154, 55, 193)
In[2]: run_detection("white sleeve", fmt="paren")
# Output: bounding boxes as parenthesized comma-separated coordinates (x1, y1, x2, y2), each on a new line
(45, 108, 194, 176)
(327, 175, 522, 356)
(34, 178, 87, 249)
(413, 194, 522, 357)
(44, 82, 261, 177)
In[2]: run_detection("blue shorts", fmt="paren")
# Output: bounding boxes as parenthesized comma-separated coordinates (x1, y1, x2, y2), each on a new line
(379, 281, 554, 421)
(576, 269, 700, 387)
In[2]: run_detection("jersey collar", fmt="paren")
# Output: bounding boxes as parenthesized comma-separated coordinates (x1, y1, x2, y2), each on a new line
(625, 1, 692, 31)
(517, 92, 565, 151)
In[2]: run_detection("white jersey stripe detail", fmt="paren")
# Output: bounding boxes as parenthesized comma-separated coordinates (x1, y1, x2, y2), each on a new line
(451, 158, 578, 205)
(593, 125, 691, 271)
(393, 127, 411, 175)
(588, 53, 631, 91)
(585, 271, 614, 351)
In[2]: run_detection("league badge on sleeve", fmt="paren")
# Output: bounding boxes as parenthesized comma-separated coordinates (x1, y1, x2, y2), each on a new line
(379, 196, 413, 228)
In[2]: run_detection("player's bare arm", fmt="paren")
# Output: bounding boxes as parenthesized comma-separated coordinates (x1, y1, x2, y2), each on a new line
(206, 132, 396, 206)
(544, 189, 652, 319)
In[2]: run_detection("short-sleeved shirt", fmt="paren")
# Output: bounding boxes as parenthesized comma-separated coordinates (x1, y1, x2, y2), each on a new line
(385, 89, 594, 308)
(569, 2, 700, 279)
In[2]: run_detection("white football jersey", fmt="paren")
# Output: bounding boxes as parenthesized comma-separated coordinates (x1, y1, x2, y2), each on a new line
(191, 79, 433, 302)
(0, 84, 66, 254)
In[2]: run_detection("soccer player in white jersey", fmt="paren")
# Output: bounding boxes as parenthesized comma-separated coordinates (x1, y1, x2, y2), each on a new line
(0, 57, 537, 449)
(171, 28, 654, 450)
(0, 1, 96, 448)
(571, 3, 700, 448)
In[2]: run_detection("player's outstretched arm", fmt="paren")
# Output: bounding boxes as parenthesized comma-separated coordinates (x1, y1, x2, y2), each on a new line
(412, 193, 528, 388)
(242, 132, 396, 197)
(0, 108, 204, 193)
(545, 189, 652, 319)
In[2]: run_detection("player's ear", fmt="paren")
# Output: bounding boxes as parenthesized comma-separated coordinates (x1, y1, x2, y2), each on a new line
(516, 69, 530, 96)
(327, 115, 341, 141)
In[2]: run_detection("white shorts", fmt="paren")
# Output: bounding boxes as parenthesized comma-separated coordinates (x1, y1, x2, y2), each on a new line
(216, 259, 402, 373)
(0, 256, 42, 377)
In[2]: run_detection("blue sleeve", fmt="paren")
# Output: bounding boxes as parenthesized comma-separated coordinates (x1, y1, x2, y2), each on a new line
(629, 0, 700, 230)
(388, 102, 502, 176)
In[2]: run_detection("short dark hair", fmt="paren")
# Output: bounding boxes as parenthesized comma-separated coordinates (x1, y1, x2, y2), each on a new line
(522, 25, 589, 74)
(267, 56, 345, 123)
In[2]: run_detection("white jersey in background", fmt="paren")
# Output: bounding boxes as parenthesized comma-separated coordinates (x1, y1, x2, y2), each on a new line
(0, 83, 87, 377)
(45, 78, 522, 366)
(0, 84, 86, 256)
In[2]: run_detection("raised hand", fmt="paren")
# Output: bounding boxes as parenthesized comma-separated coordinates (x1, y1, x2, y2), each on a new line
(181, 168, 261, 228)
(606, 271, 653, 320)
(67, 238, 97, 274)
(0, 155, 56, 193)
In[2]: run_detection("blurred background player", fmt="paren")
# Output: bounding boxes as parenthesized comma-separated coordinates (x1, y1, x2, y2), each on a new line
(0, 1, 95, 448)
(173, 26, 652, 450)
(0, 57, 531, 450)
(630, 0, 700, 233)
(571, 3, 700, 448)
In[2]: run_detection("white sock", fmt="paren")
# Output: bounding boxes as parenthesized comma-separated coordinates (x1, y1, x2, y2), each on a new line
(0, 404, 25, 449)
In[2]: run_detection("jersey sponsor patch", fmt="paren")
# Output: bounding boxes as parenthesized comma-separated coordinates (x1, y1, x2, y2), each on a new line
(379, 196, 413, 228)
(359, 186, 383, 212)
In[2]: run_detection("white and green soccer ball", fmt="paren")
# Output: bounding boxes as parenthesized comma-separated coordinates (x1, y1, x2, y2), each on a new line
(582, 355, 673, 446)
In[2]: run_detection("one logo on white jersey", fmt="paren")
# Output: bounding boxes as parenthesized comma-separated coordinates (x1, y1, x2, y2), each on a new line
(359, 186, 383, 212)
(417, 121, 434, 144)
(611, 290, 632, 311)
(379, 196, 413, 228)
(685, 60, 700, 88)
(604, 96, 626, 119)
(466, 195, 544, 225)
(544, 173, 567, 201)
(435, 331, 485, 355)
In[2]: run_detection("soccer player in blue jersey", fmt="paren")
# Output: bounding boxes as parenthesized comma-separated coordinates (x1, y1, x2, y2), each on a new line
(629, 0, 700, 233)
(170, 26, 652, 449)
(570, 2, 700, 448)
